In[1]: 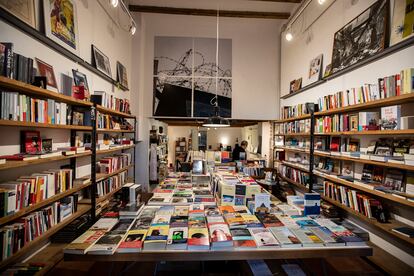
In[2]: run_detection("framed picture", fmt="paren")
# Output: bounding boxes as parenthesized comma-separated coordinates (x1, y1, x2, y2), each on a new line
(43, 0, 79, 54)
(116, 61, 128, 88)
(92, 45, 111, 77)
(390, 0, 414, 46)
(289, 78, 302, 94)
(36, 58, 58, 90)
(308, 54, 323, 83)
(323, 64, 332, 78)
(72, 69, 89, 91)
(0, 0, 36, 28)
(331, 0, 389, 73)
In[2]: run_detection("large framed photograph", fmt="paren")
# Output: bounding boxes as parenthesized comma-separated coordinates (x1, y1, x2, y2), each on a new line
(36, 58, 58, 91)
(308, 54, 323, 84)
(72, 69, 89, 91)
(116, 61, 128, 88)
(331, 0, 389, 73)
(390, 0, 414, 46)
(92, 45, 111, 77)
(0, 0, 36, 28)
(43, 0, 79, 54)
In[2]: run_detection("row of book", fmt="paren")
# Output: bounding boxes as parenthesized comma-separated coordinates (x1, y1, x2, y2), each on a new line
(278, 119, 311, 134)
(278, 165, 310, 187)
(281, 103, 317, 120)
(0, 91, 69, 125)
(91, 92, 131, 114)
(65, 203, 367, 255)
(96, 171, 127, 198)
(323, 181, 385, 221)
(97, 153, 131, 174)
(317, 69, 414, 112)
(97, 113, 131, 130)
(0, 169, 73, 217)
(0, 43, 34, 84)
(1, 195, 78, 261)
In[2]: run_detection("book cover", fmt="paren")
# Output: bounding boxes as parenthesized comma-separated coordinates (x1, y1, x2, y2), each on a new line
(250, 228, 279, 247)
(230, 228, 253, 241)
(381, 105, 401, 130)
(256, 213, 284, 228)
(117, 229, 148, 252)
(21, 130, 41, 153)
(240, 214, 263, 228)
(383, 169, 404, 191)
(269, 227, 301, 247)
(167, 227, 188, 245)
(187, 227, 209, 248)
(209, 223, 232, 243)
(145, 225, 169, 242)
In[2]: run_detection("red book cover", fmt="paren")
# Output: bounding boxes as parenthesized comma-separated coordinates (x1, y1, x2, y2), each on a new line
(395, 74, 401, 96)
(234, 240, 257, 248)
(21, 130, 41, 153)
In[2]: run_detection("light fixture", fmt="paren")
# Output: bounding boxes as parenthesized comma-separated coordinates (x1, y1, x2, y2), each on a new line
(318, 0, 326, 4)
(110, 0, 119, 8)
(202, 8, 230, 128)
(285, 31, 293, 41)
(130, 23, 136, 35)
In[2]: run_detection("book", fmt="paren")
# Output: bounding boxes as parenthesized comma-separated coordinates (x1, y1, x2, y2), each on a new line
(250, 228, 279, 248)
(310, 226, 345, 246)
(358, 112, 379, 131)
(64, 230, 106, 254)
(88, 232, 124, 255)
(144, 225, 169, 250)
(117, 229, 148, 253)
(223, 213, 246, 229)
(269, 227, 301, 248)
(21, 130, 41, 153)
(289, 228, 324, 247)
(391, 227, 414, 238)
(187, 227, 209, 250)
(119, 203, 144, 218)
(166, 226, 188, 250)
(240, 213, 262, 228)
(0, 154, 39, 161)
(233, 239, 257, 250)
(383, 169, 404, 192)
(230, 228, 254, 241)
(209, 223, 233, 248)
(257, 213, 284, 227)
(303, 193, 320, 216)
(381, 105, 401, 130)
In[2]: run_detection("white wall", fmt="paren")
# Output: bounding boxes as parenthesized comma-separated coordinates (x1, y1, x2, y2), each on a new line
(133, 13, 285, 186)
(206, 127, 242, 150)
(279, 0, 414, 267)
(0, 1, 135, 181)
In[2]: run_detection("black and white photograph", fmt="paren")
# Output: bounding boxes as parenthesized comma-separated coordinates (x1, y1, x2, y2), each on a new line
(92, 45, 111, 77)
(153, 36, 232, 118)
(116, 61, 128, 88)
(72, 69, 89, 91)
(331, 0, 388, 73)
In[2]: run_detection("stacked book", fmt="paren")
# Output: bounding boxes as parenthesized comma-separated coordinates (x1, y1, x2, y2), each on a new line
(96, 171, 128, 197)
(281, 119, 311, 134)
(97, 153, 131, 174)
(91, 91, 131, 114)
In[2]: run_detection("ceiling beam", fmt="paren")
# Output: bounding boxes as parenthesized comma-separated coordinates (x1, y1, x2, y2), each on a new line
(128, 5, 290, 19)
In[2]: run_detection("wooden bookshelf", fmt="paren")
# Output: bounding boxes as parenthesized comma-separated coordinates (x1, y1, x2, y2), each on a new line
(278, 174, 308, 192)
(281, 161, 310, 173)
(0, 152, 91, 171)
(0, 181, 92, 226)
(315, 130, 414, 136)
(0, 120, 92, 130)
(95, 164, 134, 182)
(321, 195, 414, 247)
(0, 76, 92, 107)
(315, 93, 414, 117)
(96, 145, 135, 155)
(278, 133, 311, 137)
(313, 152, 414, 171)
(96, 105, 136, 119)
(97, 128, 135, 133)
(96, 184, 125, 204)
(0, 204, 91, 270)
(274, 114, 311, 124)
(314, 171, 414, 208)
(276, 147, 310, 154)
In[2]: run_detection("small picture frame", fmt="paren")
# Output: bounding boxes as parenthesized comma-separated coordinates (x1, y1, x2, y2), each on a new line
(323, 64, 332, 78)
(289, 78, 302, 94)
(35, 58, 58, 90)
(72, 69, 89, 91)
(116, 61, 128, 88)
(92, 45, 111, 77)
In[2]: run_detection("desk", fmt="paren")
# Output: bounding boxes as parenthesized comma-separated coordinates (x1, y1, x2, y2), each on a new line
(65, 246, 372, 262)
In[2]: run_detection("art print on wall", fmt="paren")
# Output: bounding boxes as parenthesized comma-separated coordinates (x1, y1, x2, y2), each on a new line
(36, 58, 58, 90)
(289, 78, 302, 94)
(331, 0, 389, 74)
(116, 61, 128, 88)
(308, 54, 323, 84)
(0, 0, 36, 28)
(44, 0, 79, 54)
(390, 0, 414, 46)
(72, 69, 89, 91)
(153, 36, 232, 118)
(92, 45, 111, 77)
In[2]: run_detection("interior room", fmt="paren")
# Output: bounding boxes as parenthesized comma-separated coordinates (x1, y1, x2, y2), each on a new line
(0, 0, 413, 275)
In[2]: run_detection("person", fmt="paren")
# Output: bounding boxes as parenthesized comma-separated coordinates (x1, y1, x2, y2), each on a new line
(232, 140, 248, 161)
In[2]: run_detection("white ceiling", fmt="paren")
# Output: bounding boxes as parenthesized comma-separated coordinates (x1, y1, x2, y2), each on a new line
(127, 0, 300, 14)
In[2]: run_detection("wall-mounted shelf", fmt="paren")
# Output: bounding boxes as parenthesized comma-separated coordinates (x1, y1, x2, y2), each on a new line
(0, 120, 93, 130)
(281, 161, 310, 173)
(96, 105, 136, 119)
(280, 36, 414, 100)
(97, 128, 135, 133)
(0, 8, 129, 91)
(314, 130, 414, 136)
(96, 145, 136, 155)
(0, 181, 92, 226)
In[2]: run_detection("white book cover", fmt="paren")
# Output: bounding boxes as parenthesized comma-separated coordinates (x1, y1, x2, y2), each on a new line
(250, 228, 279, 247)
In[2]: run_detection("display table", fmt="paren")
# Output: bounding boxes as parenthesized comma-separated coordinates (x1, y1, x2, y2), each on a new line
(65, 246, 372, 262)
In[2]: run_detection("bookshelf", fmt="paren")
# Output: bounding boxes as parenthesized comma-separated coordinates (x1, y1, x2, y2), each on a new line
(0, 204, 91, 270)
(273, 90, 414, 252)
(0, 75, 137, 268)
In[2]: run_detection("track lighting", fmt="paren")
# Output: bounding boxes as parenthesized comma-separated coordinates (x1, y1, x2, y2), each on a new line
(130, 24, 136, 35)
(111, 0, 119, 8)
(285, 31, 293, 41)
(318, 0, 326, 4)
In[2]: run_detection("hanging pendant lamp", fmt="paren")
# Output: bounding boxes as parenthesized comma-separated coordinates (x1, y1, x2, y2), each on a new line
(202, 8, 230, 128)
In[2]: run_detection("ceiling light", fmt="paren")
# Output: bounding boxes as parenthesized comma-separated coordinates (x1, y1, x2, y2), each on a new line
(318, 0, 326, 4)
(285, 31, 293, 41)
(111, 0, 119, 8)
(130, 24, 136, 35)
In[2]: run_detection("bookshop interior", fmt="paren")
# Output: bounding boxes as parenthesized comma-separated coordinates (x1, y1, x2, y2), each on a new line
(1, 0, 414, 275)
